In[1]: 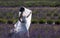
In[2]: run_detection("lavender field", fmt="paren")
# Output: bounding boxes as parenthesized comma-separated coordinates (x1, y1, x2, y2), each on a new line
(0, 7, 60, 21)
(0, 0, 60, 38)
(0, 7, 60, 38)
(0, 24, 60, 38)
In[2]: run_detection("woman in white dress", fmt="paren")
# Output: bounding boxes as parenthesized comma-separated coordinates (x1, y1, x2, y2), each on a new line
(10, 7, 32, 38)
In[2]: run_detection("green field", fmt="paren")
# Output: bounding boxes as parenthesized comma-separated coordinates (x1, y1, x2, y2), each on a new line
(0, 0, 60, 7)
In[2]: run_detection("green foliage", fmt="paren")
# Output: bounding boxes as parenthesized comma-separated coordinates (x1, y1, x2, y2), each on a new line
(0, 18, 18, 24)
(25, 1, 60, 7)
(6, 13, 13, 19)
(0, 19, 7, 24)
(55, 20, 60, 25)
(39, 19, 46, 24)
(12, 19, 18, 23)
(31, 19, 38, 24)
(47, 20, 54, 24)
(7, 20, 13, 24)
(0, 1, 60, 7)
(7, 18, 18, 24)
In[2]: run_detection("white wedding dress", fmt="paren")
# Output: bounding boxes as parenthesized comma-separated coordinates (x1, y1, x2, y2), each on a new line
(11, 7, 32, 38)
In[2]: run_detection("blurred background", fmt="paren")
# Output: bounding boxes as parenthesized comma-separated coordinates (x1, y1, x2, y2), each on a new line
(0, 0, 60, 38)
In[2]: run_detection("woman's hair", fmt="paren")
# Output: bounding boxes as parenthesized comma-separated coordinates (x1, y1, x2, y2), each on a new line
(19, 7, 25, 12)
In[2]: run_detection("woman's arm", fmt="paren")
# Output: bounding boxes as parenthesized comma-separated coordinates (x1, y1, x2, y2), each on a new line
(26, 12, 32, 18)
(18, 16, 22, 22)
(18, 12, 23, 22)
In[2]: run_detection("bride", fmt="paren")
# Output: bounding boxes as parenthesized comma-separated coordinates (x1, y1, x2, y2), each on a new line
(9, 7, 32, 38)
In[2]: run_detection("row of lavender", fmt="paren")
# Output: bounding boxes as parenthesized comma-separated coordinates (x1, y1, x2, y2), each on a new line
(0, 24, 60, 38)
(0, 7, 60, 20)
(0, 7, 60, 24)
